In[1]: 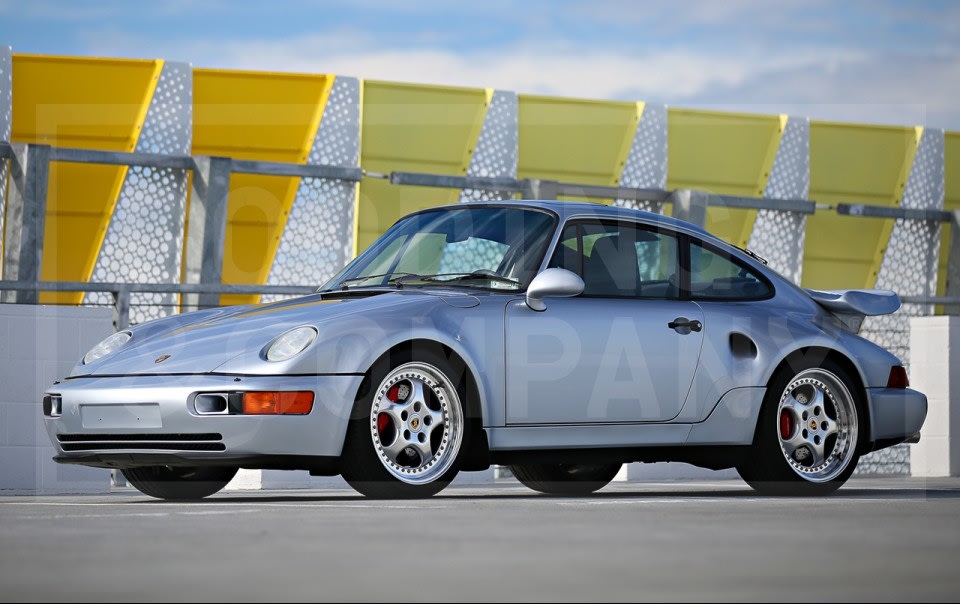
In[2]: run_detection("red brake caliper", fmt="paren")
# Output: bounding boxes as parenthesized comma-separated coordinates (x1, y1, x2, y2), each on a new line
(378, 384, 402, 432)
(779, 409, 794, 439)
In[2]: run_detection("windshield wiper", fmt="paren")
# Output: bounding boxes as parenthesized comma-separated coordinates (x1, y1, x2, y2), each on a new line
(337, 272, 418, 290)
(393, 271, 520, 288)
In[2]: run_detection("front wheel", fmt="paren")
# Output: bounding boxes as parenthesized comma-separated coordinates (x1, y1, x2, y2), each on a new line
(122, 466, 238, 500)
(738, 359, 863, 496)
(510, 463, 622, 495)
(341, 351, 468, 499)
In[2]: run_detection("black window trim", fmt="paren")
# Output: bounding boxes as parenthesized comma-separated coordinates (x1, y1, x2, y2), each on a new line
(548, 216, 776, 303)
(682, 234, 776, 302)
(549, 217, 683, 302)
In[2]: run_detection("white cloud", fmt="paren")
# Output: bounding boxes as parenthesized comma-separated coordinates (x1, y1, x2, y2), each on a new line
(81, 30, 862, 98)
(74, 17, 959, 129)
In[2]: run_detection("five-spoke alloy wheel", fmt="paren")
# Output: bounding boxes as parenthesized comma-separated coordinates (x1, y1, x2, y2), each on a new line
(776, 369, 858, 483)
(341, 349, 469, 498)
(370, 362, 464, 485)
(738, 358, 864, 495)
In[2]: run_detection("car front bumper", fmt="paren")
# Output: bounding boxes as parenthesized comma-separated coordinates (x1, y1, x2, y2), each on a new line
(43, 373, 364, 468)
(866, 387, 927, 447)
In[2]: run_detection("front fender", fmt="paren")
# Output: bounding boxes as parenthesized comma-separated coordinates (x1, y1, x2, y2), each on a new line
(214, 295, 509, 427)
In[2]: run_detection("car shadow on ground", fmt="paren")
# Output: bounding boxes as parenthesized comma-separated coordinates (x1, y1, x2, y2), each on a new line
(130, 485, 960, 504)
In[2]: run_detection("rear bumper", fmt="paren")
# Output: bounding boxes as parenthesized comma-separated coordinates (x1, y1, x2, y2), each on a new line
(43, 373, 364, 466)
(866, 387, 927, 447)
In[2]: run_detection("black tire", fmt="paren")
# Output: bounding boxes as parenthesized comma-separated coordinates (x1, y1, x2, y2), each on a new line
(737, 357, 865, 496)
(510, 463, 622, 496)
(340, 346, 473, 499)
(121, 466, 238, 500)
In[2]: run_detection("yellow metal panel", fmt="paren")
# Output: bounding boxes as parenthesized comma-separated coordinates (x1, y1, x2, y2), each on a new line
(804, 122, 919, 290)
(517, 95, 640, 200)
(191, 68, 332, 305)
(937, 131, 960, 300)
(357, 80, 488, 252)
(667, 108, 782, 246)
(11, 54, 161, 304)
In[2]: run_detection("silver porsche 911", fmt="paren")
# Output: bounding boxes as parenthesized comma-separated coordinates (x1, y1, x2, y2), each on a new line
(43, 201, 926, 499)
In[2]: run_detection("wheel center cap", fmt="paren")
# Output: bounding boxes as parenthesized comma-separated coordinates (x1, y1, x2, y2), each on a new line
(410, 416, 421, 431)
(809, 419, 818, 431)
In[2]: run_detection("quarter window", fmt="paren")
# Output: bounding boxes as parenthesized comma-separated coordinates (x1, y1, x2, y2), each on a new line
(688, 241, 772, 300)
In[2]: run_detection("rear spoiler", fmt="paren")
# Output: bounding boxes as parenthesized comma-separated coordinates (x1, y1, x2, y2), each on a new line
(806, 289, 900, 333)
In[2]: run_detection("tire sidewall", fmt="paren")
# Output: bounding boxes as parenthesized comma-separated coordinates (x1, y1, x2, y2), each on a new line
(341, 346, 472, 498)
(122, 466, 238, 500)
(742, 357, 865, 495)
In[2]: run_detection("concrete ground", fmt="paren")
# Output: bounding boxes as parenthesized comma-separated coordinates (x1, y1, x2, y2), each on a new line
(1, 477, 958, 602)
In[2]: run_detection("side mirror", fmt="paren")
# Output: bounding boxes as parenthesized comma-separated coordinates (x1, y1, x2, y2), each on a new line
(526, 268, 584, 312)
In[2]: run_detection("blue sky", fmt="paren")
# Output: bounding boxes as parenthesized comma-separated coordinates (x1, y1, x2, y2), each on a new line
(1, 0, 957, 129)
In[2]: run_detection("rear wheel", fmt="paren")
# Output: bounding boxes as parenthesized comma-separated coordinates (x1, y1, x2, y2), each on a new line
(122, 466, 237, 500)
(341, 349, 468, 498)
(510, 463, 621, 495)
(738, 359, 863, 496)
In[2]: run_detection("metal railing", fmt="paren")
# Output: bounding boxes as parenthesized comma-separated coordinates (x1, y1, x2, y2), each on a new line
(0, 280, 317, 329)
(1, 140, 958, 323)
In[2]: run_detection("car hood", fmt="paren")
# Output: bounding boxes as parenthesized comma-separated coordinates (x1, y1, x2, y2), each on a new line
(71, 290, 480, 377)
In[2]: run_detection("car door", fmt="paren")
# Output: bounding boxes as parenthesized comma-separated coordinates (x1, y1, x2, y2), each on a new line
(505, 219, 704, 424)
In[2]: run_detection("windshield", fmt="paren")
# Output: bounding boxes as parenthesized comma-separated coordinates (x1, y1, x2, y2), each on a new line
(321, 206, 557, 292)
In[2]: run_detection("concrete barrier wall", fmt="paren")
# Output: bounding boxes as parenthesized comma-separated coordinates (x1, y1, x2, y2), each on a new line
(0, 305, 113, 493)
(911, 316, 960, 477)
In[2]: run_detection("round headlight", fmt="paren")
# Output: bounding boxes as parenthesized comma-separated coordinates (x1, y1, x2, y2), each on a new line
(82, 331, 132, 365)
(266, 326, 317, 362)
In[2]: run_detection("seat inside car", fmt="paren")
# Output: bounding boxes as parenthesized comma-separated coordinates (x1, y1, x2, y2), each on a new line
(583, 235, 641, 297)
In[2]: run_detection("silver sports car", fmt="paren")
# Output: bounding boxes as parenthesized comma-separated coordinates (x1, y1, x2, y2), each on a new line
(43, 201, 927, 499)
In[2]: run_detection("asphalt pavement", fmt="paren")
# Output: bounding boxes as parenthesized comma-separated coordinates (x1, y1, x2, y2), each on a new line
(1, 477, 959, 602)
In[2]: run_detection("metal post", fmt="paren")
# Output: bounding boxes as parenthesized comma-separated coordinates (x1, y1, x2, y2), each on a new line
(2, 143, 51, 304)
(182, 156, 231, 311)
(112, 285, 131, 331)
(670, 189, 708, 228)
(946, 210, 960, 316)
(521, 179, 560, 200)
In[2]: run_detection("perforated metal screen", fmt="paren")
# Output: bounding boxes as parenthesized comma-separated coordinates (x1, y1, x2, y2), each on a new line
(614, 103, 667, 212)
(748, 117, 810, 286)
(0, 47, 11, 267)
(85, 61, 192, 324)
(460, 90, 518, 202)
(263, 76, 361, 300)
(858, 128, 945, 475)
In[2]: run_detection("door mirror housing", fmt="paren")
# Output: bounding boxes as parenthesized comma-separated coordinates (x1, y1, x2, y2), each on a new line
(526, 268, 584, 312)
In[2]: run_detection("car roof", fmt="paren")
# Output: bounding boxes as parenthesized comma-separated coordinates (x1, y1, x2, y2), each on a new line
(424, 199, 716, 240)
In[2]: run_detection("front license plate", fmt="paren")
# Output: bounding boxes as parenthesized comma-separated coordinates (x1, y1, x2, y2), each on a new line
(80, 403, 162, 429)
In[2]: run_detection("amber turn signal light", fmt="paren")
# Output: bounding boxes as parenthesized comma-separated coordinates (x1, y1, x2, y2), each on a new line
(242, 391, 314, 415)
(886, 366, 909, 389)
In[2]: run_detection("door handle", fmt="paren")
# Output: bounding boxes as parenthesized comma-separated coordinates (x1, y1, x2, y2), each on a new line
(668, 317, 702, 333)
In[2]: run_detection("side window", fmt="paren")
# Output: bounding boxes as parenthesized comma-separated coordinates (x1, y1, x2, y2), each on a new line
(549, 221, 679, 299)
(688, 241, 772, 300)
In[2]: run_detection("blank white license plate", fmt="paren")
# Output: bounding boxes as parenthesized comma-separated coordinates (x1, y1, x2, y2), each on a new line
(80, 403, 162, 429)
